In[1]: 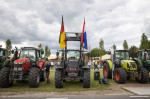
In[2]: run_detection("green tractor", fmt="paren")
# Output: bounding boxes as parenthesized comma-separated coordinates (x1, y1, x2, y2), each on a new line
(0, 47, 8, 70)
(103, 50, 149, 84)
(133, 49, 150, 81)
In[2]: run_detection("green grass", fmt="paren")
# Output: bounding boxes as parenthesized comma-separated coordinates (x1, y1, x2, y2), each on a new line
(0, 70, 110, 92)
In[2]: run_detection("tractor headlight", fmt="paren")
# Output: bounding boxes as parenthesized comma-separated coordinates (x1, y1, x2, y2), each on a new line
(14, 68, 18, 71)
(18, 67, 23, 71)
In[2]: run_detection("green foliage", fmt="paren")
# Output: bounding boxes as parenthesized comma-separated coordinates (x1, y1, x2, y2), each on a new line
(129, 45, 138, 58)
(45, 45, 51, 57)
(90, 48, 106, 57)
(99, 38, 104, 50)
(98, 38, 106, 57)
(123, 40, 128, 50)
(5, 39, 12, 55)
(139, 33, 149, 49)
(113, 44, 116, 50)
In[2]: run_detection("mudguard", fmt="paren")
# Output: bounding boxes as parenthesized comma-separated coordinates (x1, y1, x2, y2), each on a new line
(38, 60, 45, 69)
(3, 59, 11, 67)
(133, 58, 143, 67)
(56, 66, 63, 72)
(103, 60, 112, 69)
(82, 66, 90, 70)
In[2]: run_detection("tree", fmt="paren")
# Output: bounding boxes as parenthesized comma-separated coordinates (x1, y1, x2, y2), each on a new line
(123, 40, 128, 50)
(129, 45, 138, 58)
(113, 44, 116, 50)
(99, 38, 104, 50)
(139, 33, 149, 49)
(45, 45, 51, 57)
(99, 38, 105, 57)
(5, 39, 12, 55)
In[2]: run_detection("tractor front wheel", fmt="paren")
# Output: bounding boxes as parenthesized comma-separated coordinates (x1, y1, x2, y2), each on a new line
(55, 70, 63, 88)
(0, 67, 13, 88)
(136, 67, 149, 83)
(29, 67, 40, 88)
(83, 70, 90, 88)
(114, 67, 127, 84)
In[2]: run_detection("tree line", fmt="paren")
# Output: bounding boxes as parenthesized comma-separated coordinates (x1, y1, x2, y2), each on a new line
(4, 40, 51, 57)
(89, 33, 150, 58)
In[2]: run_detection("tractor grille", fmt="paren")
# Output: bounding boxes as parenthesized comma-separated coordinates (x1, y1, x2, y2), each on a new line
(131, 62, 136, 68)
(14, 64, 24, 71)
(12, 64, 24, 80)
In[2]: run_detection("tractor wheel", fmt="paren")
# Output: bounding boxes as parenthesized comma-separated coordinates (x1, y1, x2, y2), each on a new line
(114, 67, 127, 84)
(148, 67, 150, 82)
(28, 67, 40, 88)
(40, 70, 46, 81)
(83, 70, 90, 88)
(55, 70, 63, 88)
(0, 67, 13, 88)
(103, 63, 112, 79)
(136, 67, 149, 83)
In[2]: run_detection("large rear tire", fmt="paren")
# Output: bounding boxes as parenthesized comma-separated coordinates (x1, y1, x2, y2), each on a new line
(0, 67, 13, 88)
(83, 70, 90, 88)
(103, 63, 112, 79)
(55, 70, 63, 88)
(136, 67, 149, 83)
(28, 67, 40, 88)
(114, 67, 127, 84)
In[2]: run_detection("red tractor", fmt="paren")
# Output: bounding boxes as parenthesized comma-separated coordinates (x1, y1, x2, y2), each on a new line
(0, 47, 46, 88)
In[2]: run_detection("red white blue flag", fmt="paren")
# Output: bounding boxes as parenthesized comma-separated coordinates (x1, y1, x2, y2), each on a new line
(81, 18, 87, 49)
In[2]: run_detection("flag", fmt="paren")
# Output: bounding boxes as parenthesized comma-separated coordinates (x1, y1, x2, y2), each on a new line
(59, 15, 66, 49)
(81, 18, 87, 49)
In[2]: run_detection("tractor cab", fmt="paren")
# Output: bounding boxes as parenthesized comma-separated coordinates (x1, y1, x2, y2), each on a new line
(137, 49, 150, 68)
(114, 50, 137, 71)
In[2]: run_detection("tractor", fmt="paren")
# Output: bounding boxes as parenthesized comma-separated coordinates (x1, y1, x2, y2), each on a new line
(0, 47, 46, 88)
(133, 49, 150, 81)
(103, 50, 149, 84)
(0, 46, 8, 70)
(55, 32, 90, 88)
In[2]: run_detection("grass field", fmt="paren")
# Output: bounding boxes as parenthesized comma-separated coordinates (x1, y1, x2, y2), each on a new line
(0, 70, 110, 92)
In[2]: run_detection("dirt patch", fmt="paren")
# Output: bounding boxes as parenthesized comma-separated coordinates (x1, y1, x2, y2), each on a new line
(0, 84, 134, 97)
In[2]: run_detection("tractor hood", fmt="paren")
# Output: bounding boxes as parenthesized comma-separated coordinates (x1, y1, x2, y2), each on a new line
(14, 58, 30, 64)
(121, 60, 137, 70)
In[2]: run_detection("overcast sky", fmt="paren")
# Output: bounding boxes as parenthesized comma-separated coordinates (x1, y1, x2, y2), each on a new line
(0, 0, 150, 55)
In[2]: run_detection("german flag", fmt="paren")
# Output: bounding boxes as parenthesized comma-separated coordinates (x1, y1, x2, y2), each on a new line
(59, 15, 66, 49)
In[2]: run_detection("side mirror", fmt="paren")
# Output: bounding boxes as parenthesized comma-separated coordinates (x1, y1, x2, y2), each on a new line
(12, 50, 14, 54)
(41, 51, 44, 55)
(3, 50, 6, 56)
(144, 53, 147, 60)
(56, 52, 59, 57)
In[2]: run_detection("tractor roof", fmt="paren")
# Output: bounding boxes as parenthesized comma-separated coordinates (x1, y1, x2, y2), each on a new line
(21, 47, 42, 51)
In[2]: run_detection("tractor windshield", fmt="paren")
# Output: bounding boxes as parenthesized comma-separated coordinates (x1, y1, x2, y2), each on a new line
(67, 51, 80, 60)
(146, 51, 150, 60)
(115, 51, 129, 60)
(20, 50, 36, 61)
